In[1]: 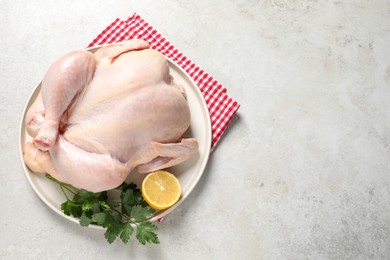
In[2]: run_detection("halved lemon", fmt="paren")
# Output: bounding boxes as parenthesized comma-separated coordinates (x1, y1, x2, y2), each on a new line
(141, 170, 181, 210)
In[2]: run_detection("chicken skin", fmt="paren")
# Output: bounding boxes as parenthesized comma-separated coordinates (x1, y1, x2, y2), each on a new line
(23, 39, 198, 192)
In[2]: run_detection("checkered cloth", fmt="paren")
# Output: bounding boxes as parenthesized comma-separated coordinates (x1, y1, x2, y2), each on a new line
(88, 13, 240, 150)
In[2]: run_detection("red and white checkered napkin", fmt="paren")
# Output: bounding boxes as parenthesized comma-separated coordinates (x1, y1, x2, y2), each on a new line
(88, 13, 240, 150)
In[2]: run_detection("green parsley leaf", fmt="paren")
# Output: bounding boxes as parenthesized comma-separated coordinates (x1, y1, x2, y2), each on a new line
(98, 201, 111, 210)
(60, 201, 72, 216)
(130, 205, 155, 222)
(120, 183, 148, 207)
(104, 224, 118, 244)
(77, 190, 101, 203)
(120, 189, 135, 215)
(70, 204, 83, 218)
(61, 200, 82, 218)
(80, 212, 93, 227)
(82, 197, 99, 212)
(47, 175, 160, 245)
(103, 212, 122, 243)
(136, 222, 160, 245)
(120, 223, 134, 244)
(92, 212, 106, 225)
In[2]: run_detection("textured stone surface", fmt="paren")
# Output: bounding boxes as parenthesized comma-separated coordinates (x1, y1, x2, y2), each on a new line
(1, 0, 390, 259)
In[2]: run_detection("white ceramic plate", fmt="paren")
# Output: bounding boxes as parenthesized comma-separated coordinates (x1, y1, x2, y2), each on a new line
(19, 45, 211, 228)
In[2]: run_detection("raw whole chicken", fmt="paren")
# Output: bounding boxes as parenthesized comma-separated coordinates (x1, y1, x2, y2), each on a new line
(23, 39, 198, 192)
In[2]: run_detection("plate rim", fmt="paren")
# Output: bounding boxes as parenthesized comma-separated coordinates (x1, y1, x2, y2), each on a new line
(19, 44, 212, 228)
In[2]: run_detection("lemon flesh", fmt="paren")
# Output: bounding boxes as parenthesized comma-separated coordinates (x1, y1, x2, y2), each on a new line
(141, 170, 181, 210)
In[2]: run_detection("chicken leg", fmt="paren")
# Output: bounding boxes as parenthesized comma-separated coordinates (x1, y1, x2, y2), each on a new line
(33, 51, 96, 150)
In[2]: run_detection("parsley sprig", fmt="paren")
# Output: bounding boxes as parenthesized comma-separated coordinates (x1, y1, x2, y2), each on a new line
(46, 174, 160, 245)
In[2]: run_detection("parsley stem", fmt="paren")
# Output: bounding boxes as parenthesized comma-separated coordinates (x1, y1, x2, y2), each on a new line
(61, 185, 78, 195)
(45, 174, 80, 195)
(59, 185, 71, 201)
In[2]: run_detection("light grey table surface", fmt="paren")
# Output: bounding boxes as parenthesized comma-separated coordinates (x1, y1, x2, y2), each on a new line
(1, 1, 390, 259)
